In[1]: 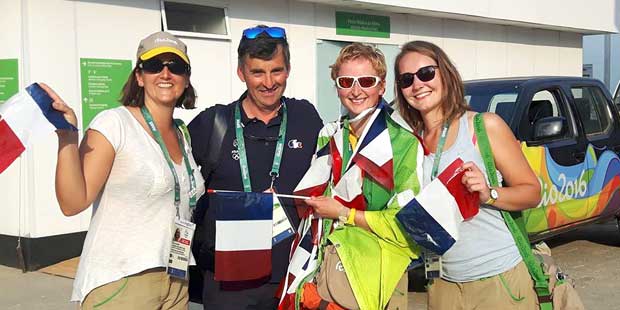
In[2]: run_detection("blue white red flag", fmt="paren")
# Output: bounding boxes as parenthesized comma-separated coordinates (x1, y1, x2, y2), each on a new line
(214, 191, 273, 281)
(349, 105, 394, 190)
(396, 158, 479, 255)
(0, 83, 77, 173)
(277, 215, 322, 309)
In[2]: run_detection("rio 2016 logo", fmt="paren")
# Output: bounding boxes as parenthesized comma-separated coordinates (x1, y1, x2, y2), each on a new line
(537, 171, 588, 207)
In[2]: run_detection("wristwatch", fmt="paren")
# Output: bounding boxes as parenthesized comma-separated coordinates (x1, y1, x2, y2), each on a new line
(338, 206, 350, 225)
(485, 187, 499, 205)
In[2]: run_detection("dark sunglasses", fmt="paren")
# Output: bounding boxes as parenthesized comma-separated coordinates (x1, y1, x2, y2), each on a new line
(397, 65, 439, 88)
(242, 26, 286, 39)
(335, 75, 381, 89)
(139, 58, 191, 75)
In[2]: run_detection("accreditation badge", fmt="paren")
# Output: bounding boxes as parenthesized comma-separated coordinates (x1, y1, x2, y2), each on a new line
(272, 193, 294, 245)
(167, 217, 196, 279)
(423, 249, 442, 279)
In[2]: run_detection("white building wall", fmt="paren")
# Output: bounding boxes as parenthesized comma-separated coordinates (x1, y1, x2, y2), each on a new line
(0, 0, 160, 238)
(0, 0, 592, 239)
(0, 0, 24, 238)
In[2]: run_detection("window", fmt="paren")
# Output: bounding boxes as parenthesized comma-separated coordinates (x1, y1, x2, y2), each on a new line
(464, 82, 520, 123)
(528, 90, 560, 124)
(521, 89, 568, 142)
(487, 93, 518, 122)
(572, 86, 612, 136)
(161, 0, 230, 40)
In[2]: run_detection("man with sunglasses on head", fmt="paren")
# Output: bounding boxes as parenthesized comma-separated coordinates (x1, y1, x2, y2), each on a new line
(188, 25, 322, 309)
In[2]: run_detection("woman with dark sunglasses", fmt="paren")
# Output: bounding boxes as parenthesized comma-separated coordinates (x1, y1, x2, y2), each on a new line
(395, 41, 541, 309)
(44, 31, 204, 309)
(281, 43, 424, 310)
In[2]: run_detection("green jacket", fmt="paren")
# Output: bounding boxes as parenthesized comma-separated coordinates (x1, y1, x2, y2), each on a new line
(326, 112, 422, 310)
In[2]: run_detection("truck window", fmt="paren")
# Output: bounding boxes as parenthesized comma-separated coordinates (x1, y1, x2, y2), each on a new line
(464, 83, 519, 123)
(571, 86, 612, 136)
(465, 86, 519, 124)
(521, 89, 568, 142)
(529, 90, 560, 121)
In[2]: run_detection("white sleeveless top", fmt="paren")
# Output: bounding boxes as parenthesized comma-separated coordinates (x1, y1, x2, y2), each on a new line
(71, 107, 205, 302)
(422, 113, 521, 282)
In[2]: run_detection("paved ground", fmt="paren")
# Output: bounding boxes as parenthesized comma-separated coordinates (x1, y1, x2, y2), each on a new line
(544, 221, 620, 309)
(1, 221, 619, 309)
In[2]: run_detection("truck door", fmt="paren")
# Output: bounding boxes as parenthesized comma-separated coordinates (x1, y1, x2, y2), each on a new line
(516, 85, 586, 237)
(569, 83, 620, 221)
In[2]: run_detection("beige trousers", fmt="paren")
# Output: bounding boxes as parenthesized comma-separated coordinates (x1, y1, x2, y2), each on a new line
(81, 268, 188, 310)
(427, 261, 538, 310)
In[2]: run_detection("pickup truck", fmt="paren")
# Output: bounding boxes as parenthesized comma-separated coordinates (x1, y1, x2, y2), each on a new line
(465, 76, 620, 241)
(614, 81, 619, 108)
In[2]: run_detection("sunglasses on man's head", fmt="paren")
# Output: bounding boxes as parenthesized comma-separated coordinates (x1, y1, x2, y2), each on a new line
(242, 26, 287, 40)
(335, 75, 381, 89)
(139, 58, 191, 75)
(397, 65, 439, 88)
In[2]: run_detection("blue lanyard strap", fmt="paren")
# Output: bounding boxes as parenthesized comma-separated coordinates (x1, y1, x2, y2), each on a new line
(234, 101, 288, 192)
(430, 123, 450, 180)
(140, 106, 197, 214)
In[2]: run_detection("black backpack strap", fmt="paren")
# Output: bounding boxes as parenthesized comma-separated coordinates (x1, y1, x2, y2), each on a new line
(201, 104, 231, 179)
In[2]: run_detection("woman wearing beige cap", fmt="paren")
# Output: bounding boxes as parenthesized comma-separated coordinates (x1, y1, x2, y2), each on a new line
(44, 31, 204, 309)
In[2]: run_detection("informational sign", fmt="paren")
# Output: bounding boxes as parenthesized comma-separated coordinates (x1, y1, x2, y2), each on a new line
(0, 59, 19, 104)
(582, 64, 593, 78)
(80, 58, 132, 128)
(336, 11, 390, 38)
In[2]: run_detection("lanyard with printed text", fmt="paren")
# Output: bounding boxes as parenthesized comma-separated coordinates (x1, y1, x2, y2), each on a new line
(140, 106, 197, 215)
(429, 123, 450, 180)
(234, 101, 288, 192)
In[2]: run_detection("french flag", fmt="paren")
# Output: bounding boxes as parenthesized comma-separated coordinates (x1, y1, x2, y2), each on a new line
(0, 83, 76, 173)
(292, 122, 339, 218)
(350, 104, 394, 190)
(331, 103, 397, 211)
(278, 215, 322, 310)
(396, 158, 479, 255)
(214, 191, 273, 281)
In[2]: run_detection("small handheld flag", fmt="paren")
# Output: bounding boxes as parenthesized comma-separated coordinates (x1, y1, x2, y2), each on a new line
(0, 83, 77, 173)
(396, 158, 479, 255)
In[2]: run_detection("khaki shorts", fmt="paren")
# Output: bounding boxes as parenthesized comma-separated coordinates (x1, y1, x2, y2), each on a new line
(81, 268, 188, 310)
(427, 261, 538, 310)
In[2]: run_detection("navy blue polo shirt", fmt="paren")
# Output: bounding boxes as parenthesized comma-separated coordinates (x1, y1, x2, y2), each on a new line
(188, 92, 323, 287)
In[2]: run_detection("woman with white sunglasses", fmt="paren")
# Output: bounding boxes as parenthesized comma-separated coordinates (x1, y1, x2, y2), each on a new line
(284, 42, 424, 310)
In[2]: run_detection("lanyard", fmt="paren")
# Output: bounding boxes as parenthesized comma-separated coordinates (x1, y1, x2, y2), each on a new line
(341, 118, 353, 177)
(429, 123, 450, 180)
(140, 106, 197, 215)
(234, 101, 288, 192)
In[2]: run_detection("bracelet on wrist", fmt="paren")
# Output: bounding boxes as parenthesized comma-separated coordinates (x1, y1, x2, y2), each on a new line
(346, 208, 356, 226)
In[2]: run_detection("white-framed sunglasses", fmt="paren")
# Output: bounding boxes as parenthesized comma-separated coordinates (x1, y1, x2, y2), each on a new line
(335, 75, 381, 89)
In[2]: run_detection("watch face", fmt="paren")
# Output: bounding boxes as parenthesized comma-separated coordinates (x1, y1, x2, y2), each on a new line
(490, 188, 499, 200)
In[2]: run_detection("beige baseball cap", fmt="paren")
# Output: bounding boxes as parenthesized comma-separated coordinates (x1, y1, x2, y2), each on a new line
(136, 31, 189, 64)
